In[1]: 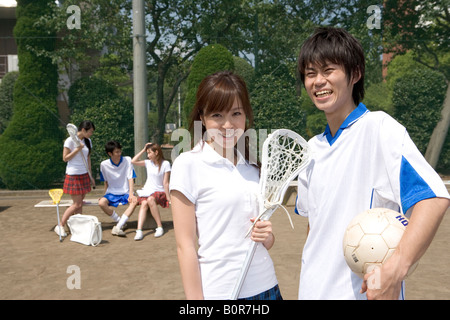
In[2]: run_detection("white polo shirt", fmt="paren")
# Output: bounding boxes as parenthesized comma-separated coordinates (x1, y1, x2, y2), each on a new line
(64, 137, 90, 175)
(170, 142, 278, 300)
(136, 160, 171, 197)
(296, 103, 450, 300)
(99, 156, 136, 195)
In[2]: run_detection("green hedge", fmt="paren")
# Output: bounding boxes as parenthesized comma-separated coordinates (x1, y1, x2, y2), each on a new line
(0, 71, 19, 134)
(0, 0, 64, 189)
(183, 44, 234, 124)
(393, 68, 449, 172)
(252, 73, 306, 136)
(393, 68, 447, 154)
(69, 77, 135, 180)
(68, 75, 119, 114)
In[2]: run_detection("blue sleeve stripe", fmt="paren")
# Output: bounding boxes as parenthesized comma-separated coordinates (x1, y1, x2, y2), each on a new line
(400, 156, 436, 213)
(132, 169, 137, 179)
(99, 171, 105, 182)
(294, 195, 299, 215)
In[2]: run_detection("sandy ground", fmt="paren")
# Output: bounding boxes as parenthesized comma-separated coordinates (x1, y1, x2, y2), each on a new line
(0, 187, 449, 300)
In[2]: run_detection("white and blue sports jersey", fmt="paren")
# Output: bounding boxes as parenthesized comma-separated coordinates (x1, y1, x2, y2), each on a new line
(295, 103, 449, 300)
(100, 156, 136, 195)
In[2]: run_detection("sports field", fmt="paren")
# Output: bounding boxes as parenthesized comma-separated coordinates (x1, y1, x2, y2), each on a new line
(0, 187, 448, 300)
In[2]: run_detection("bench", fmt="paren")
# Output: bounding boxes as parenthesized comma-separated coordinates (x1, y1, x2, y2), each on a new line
(34, 199, 99, 207)
(34, 198, 156, 229)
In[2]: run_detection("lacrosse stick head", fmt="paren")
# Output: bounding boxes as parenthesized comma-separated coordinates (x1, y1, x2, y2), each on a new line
(260, 129, 311, 210)
(66, 123, 81, 146)
(49, 189, 64, 205)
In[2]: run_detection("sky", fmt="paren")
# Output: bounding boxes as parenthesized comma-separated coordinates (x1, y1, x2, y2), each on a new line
(0, 0, 16, 7)
(0, 1, 62, 7)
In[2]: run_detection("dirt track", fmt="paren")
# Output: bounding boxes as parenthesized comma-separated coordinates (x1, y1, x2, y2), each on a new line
(0, 188, 449, 300)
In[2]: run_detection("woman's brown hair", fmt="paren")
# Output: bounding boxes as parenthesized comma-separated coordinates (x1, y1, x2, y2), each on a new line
(189, 71, 253, 138)
(188, 71, 258, 168)
(146, 143, 164, 172)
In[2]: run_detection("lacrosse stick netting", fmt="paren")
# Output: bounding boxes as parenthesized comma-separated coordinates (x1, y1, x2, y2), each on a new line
(66, 123, 81, 146)
(230, 129, 311, 299)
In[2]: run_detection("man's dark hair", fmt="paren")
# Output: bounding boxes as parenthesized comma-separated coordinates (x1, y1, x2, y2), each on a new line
(105, 140, 122, 155)
(297, 27, 365, 105)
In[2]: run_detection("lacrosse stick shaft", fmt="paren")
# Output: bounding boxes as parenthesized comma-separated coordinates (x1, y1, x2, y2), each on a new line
(56, 203, 62, 242)
(79, 149, 95, 188)
(230, 129, 311, 300)
(50, 189, 64, 242)
(245, 205, 279, 238)
(230, 206, 277, 300)
(231, 241, 258, 300)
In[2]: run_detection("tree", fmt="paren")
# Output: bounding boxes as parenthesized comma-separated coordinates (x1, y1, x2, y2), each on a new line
(0, 0, 64, 189)
(32, 0, 397, 151)
(384, 0, 450, 168)
(0, 71, 19, 134)
(68, 75, 120, 114)
(393, 69, 447, 158)
(35, 0, 133, 81)
(70, 99, 135, 180)
(327, 0, 385, 86)
(252, 73, 306, 136)
(34, 0, 251, 145)
(183, 44, 235, 124)
(233, 56, 255, 88)
(146, 0, 251, 143)
(68, 76, 134, 179)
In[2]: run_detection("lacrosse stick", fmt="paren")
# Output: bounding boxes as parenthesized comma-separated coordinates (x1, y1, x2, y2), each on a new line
(66, 123, 95, 189)
(49, 189, 64, 242)
(230, 129, 311, 299)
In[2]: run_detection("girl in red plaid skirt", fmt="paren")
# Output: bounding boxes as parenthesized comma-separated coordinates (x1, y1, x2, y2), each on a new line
(55, 120, 95, 238)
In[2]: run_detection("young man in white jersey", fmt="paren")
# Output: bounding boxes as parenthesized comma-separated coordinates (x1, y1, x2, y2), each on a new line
(295, 27, 450, 300)
(99, 140, 138, 236)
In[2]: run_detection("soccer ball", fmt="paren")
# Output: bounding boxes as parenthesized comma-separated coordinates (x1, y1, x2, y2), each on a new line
(343, 207, 417, 279)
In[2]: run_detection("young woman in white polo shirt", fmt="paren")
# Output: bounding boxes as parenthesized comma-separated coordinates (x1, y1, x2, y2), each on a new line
(56, 120, 95, 237)
(170, 71, 281, 300)
(132, 143, 171, 240)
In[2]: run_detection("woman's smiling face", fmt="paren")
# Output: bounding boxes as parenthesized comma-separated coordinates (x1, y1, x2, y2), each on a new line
(201, 98, 246, 154)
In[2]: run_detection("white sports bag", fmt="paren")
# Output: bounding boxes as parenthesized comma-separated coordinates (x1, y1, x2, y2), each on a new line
(67, 214, 102, 246)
